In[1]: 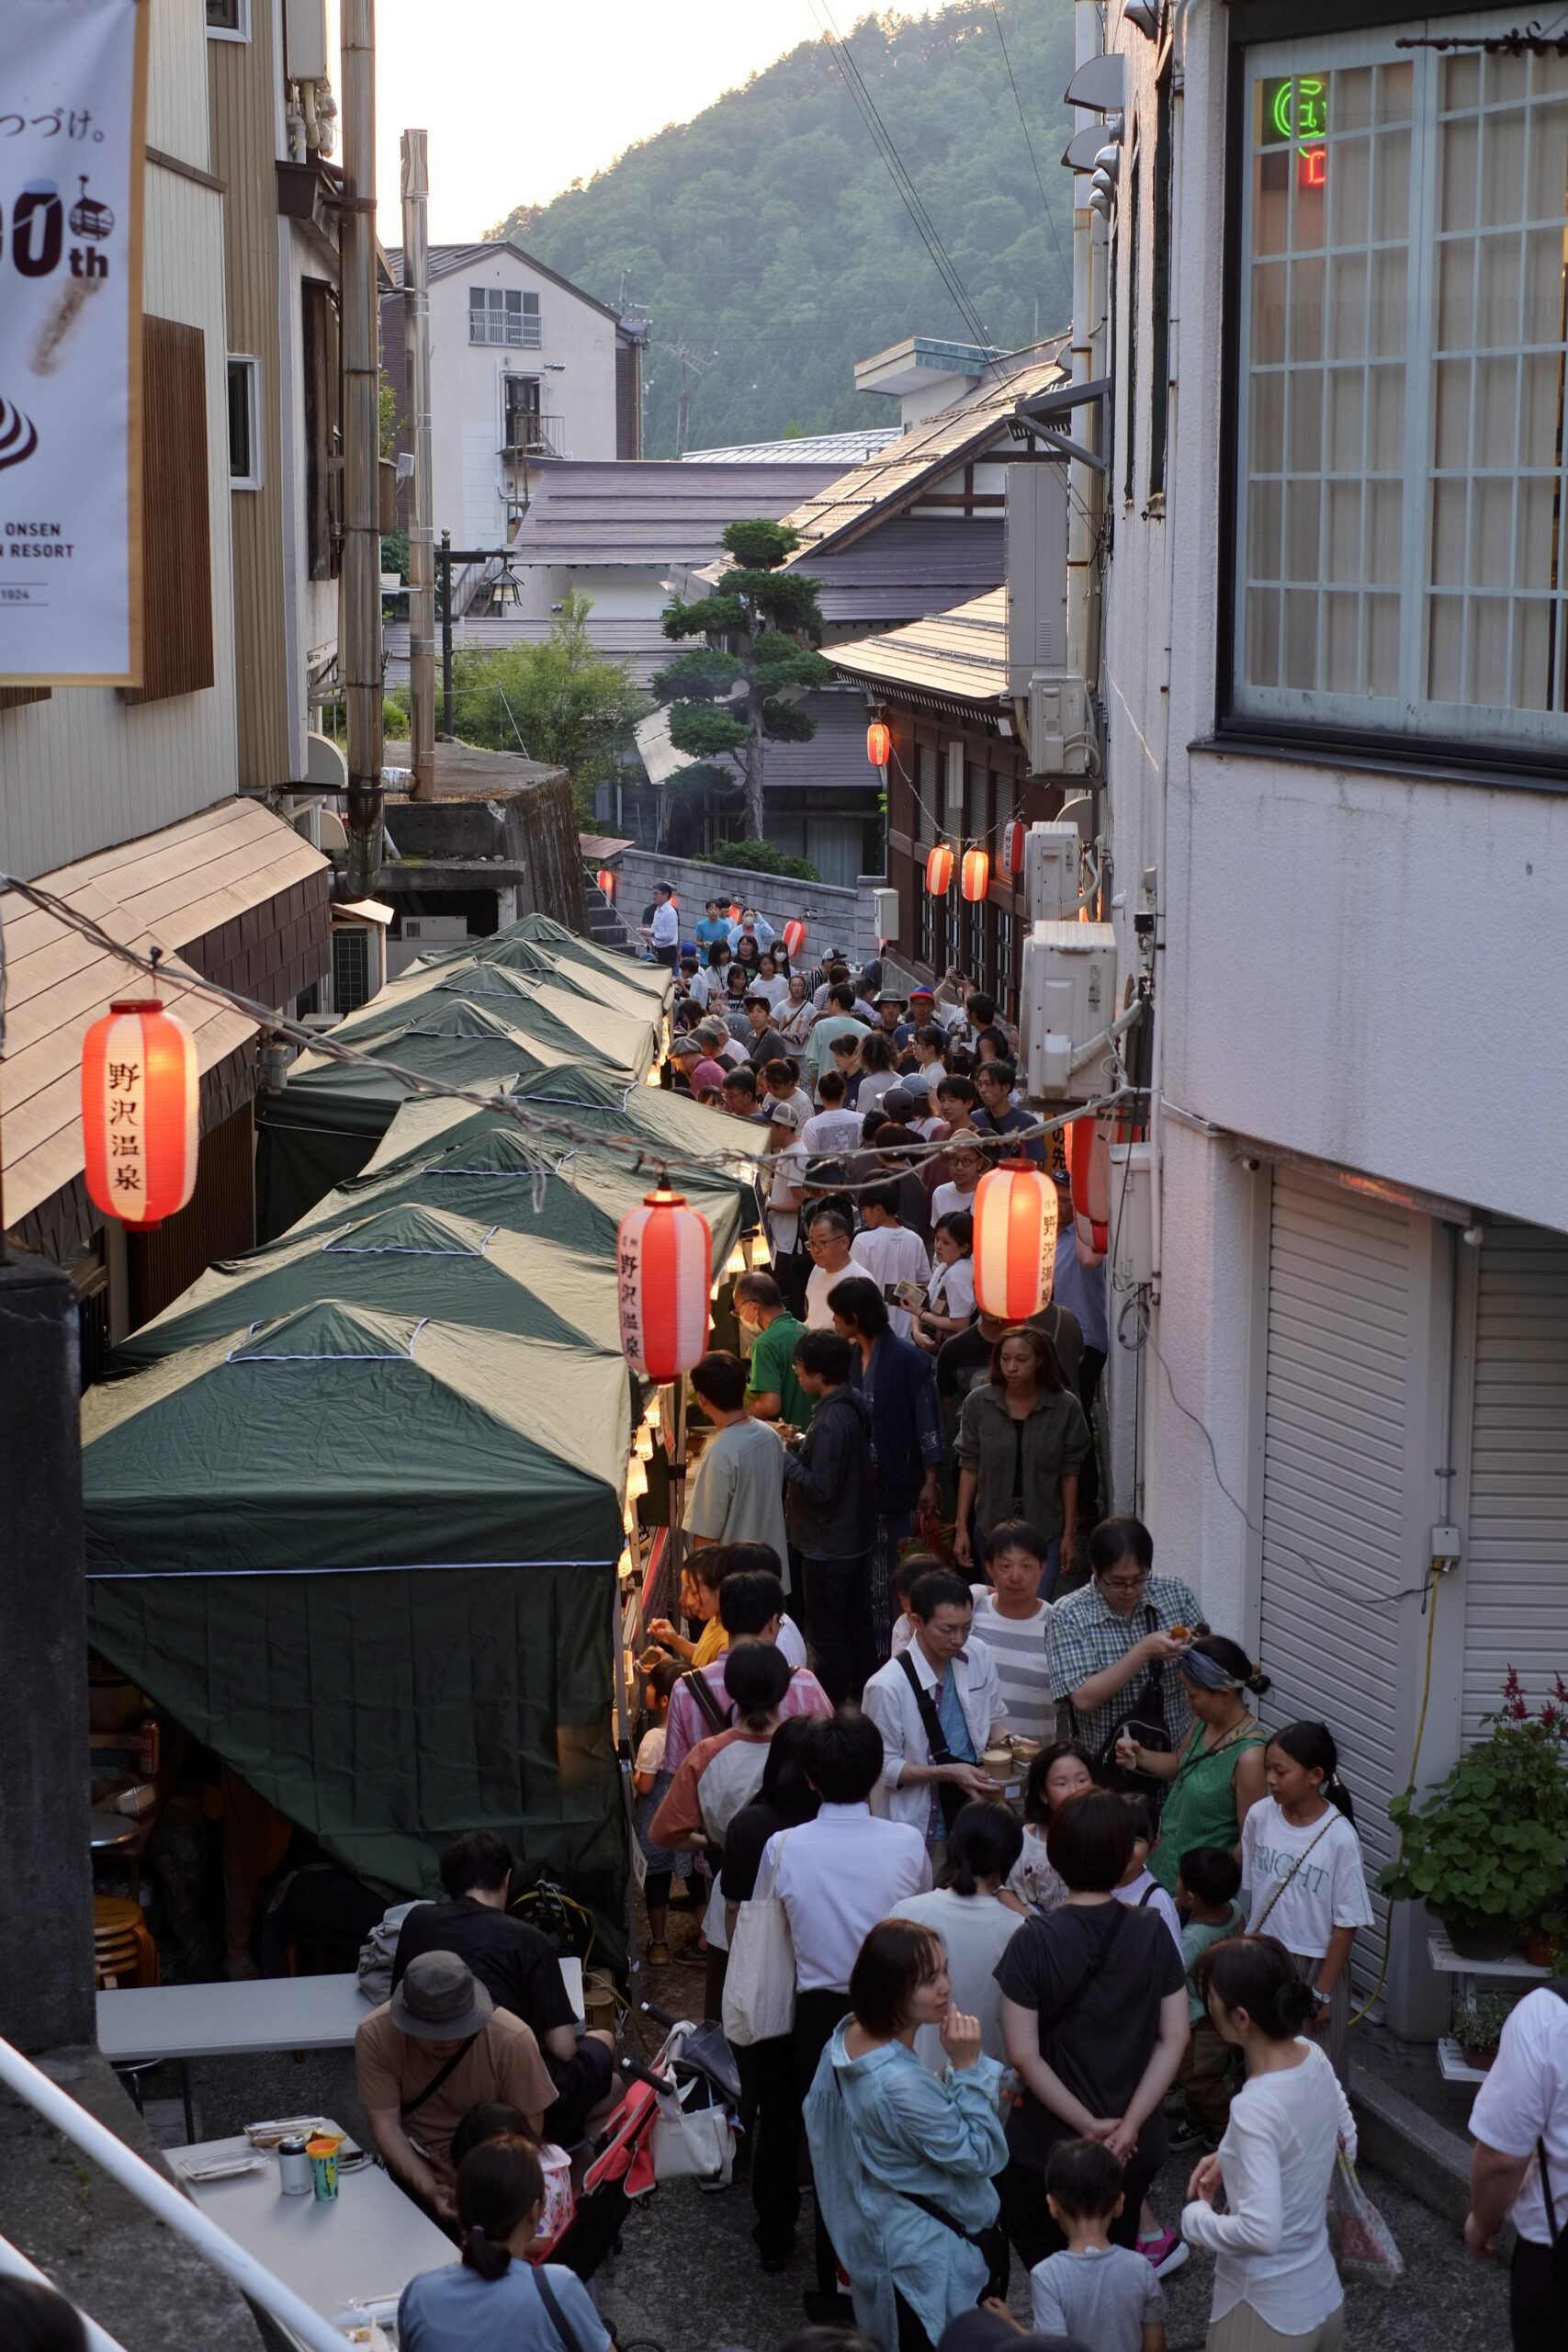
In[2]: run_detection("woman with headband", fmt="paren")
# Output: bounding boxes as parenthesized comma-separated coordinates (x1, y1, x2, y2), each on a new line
(1115, 1635, 1270, 1893)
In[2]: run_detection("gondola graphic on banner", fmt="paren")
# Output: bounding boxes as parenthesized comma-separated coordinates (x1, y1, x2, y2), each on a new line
(70, 176, 116, 241)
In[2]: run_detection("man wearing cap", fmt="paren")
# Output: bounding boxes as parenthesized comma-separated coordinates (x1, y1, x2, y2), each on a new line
(671, 1035, 728, 1098)
(356, 1949, 556, 2221)
(765, 1099, 810, 1259)
(872, 989, 907, 1044)
(639, 881, 681, 970)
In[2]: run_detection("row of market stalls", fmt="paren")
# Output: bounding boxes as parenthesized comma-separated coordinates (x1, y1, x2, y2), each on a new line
(80, 915, 757, 1958)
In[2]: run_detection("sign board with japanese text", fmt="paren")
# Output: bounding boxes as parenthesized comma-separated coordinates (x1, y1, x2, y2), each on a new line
(0, 0, 147, 685)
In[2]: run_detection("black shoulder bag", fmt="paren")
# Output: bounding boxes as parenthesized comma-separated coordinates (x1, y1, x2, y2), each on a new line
(897, 1650, 969, 1834)
(682, 1664, 732, 1736)
(533, 2267, 589, 2352)
(1092, 1603, 1174, 1799)
(399, 2033, 478, 2120)
(1033, 1900, 1129, 2048)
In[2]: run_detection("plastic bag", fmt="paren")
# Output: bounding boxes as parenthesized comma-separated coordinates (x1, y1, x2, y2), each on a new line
(1327, 2143, 1404, 2287)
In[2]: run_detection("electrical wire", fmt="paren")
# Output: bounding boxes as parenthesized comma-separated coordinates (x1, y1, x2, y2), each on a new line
(989, 4, 1074, 300)
(806, 0, 993, 348)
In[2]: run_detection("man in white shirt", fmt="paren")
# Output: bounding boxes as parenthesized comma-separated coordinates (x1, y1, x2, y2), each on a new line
(752, 1707, 931, 2290)
(863, 1566, 1007, 1845)
(930, 1139, 986, 1227)
(850, 1182, 931, 1340)
(640, 882, 681, 969)
(1468, 1982, 1568, 2347)
(802, 1205, 872, 1329)
(764, 1101, 809, 1258)
(801, 1074, 864, 1165)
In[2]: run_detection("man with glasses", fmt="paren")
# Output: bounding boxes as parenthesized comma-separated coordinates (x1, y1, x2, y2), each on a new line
(862, 1566, 1008, 1846)
(801, 1206, 872, 1329)
(1046, 1515, 1202, 1766)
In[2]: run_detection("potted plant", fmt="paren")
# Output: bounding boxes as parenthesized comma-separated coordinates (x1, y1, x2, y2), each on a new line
(1382, 1671, 1568, 1961)
(1452, 1991, 1519, 2072)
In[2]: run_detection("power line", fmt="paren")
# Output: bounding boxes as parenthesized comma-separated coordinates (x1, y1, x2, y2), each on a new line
(989, 4, 1073, 302)
(806, 0, 993, 349)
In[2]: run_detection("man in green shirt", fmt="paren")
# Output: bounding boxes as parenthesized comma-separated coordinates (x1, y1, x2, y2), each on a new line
(735, 1270, 814, 1430)
(804, 981, 869, 1097)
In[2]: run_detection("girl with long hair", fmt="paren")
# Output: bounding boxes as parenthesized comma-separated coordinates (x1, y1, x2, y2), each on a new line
(1008, 1741, 1100, 1915)
(398, 2139, 615, 2352)
(1239, 1723, 1372, 2084)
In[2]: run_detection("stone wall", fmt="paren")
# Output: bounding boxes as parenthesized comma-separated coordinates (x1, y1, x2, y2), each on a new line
(609, 848, 884, 968)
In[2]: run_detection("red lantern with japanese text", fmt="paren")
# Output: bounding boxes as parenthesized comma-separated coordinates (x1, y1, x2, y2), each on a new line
(81, 999, 198, 1229)
(1068, 1114, 1111, 1262)
(782, 918, 807, 960)
(595, 866, 616, 901)
(925, 845, 953, 897)
(961, 848, 990, 902)
(1001, 819, 1027, 877)
(972, 1159, 1057, 1323)
(866, 719, 892, 769)
(616, 1189, 712, 1380)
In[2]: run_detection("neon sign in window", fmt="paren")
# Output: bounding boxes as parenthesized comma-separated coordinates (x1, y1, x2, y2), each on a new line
(1262, 74, 1329, 144)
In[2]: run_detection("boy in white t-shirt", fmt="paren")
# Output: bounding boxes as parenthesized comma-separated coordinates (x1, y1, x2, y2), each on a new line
(1032, 2138, 1167, 2351)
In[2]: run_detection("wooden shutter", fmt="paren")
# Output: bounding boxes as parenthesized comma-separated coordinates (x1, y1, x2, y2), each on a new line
(123, 317, 214, 706)
(1258, 1168, 1413, 1987)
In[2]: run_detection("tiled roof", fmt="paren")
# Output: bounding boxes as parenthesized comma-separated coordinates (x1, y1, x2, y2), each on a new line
(828, 588, 1010, 708)
(811, 513, 1006, 623)
(776, 348, 1067, 562)
(504, 458, 845, 568)
(382, 240, 636, 329)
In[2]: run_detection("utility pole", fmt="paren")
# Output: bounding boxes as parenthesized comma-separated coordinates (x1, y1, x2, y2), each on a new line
(676, 350, 689, 458)
(400, 128, 435, 803)
(340, 0, 383, 895)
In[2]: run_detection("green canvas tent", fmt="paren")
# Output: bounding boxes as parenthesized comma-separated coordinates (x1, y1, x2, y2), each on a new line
(112, 1203, 628, 1370)
(255, 1001, 581, 1239)
(83, 1302, 633, 1945)
(333, 948, 660, 1040)
(436, 912, 671, 1003)
(330, 970, 661, 1080)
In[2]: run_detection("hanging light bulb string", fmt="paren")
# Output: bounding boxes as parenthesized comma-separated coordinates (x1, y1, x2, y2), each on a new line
(0, 865, 1139, 1194)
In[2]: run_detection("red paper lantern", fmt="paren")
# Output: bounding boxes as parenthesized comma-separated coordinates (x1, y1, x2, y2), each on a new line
(925, 844, 953, 896)
(961, 848, 990, 902)
(1069, 1114, 1111, 1262)
(972, 1159, 1058, 1322)
(866, 719, 892, 768)
(81, 998, 198, 1229)
(595, 866, 615, 900)
(728, 903, 742, 922)
(616, 1189, 712, 1380)
(1001, 819, 1027, 877)
(782, 918, 807, 959)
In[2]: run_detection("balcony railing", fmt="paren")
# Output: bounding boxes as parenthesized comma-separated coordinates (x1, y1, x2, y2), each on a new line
(500, 414, 563, 460)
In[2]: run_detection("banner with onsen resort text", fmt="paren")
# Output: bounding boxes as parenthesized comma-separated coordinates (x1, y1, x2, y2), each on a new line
(0, 0, 147, 685)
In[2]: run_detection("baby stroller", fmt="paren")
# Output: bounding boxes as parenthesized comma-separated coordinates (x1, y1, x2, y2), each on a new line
(550, 2004, 741, 2281)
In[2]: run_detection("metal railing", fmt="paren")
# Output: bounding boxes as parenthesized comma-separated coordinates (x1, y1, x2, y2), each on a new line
(500, 414, 563, 459)
(0, 2033, 347, 2352)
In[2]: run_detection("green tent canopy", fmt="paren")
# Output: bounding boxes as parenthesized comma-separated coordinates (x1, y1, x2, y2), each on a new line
(328, 972, 661, 1079)
(112, 1204, 629, 1370)
(465, 912, 671, 1002)
(333, 948, 659, 1040)
(83, 1302, 632, 1939)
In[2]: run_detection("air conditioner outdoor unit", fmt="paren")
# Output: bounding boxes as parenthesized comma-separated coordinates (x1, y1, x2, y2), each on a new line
(871, 886, 899, 945)
(1028, 673, 1096, 777)
(1025, 821, 1082, 923)
(1021, 920, 1117, 1101)
(400, 916, 469, 944)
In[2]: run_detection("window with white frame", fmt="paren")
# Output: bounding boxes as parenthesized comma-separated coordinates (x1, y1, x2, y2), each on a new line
(1234, 20, 1568, 755)
(205, 0, 249, 37)
(468, 286, 541, 348)
(227, 356, 260, 488)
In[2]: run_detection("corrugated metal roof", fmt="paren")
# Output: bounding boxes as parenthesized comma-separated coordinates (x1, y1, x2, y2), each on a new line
(828, 588, 1010, 707)
(777, 348, 1066, 562)
(682, 428, 903, 465)
(505, 458, 845, 568)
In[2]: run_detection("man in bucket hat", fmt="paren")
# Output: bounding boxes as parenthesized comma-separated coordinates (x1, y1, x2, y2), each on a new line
(355, 1948, 555, 2221)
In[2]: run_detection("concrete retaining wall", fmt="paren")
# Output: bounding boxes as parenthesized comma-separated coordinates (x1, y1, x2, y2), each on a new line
(610, 847, 884, 968)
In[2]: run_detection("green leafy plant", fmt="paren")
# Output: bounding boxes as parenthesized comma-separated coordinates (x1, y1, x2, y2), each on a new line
(1452, 1992, 1519, 2064)
(692, 838, 818, 881)
(1382, 1670, 1568, 1937)
(442, 593, 648, 819)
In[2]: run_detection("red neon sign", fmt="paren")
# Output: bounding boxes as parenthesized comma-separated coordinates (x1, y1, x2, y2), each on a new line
(1299, 146, 1326, 189)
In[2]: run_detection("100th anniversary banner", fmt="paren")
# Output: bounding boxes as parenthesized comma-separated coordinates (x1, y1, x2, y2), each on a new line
(0, 0, 147, 685)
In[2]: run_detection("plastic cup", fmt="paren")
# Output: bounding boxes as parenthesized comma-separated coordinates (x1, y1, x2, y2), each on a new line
(306, 2136, 341, 2201)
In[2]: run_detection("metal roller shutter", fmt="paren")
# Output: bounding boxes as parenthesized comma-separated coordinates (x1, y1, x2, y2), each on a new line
(1259, 1170, 1412, 1980)
(1462, 1220, 1568, 1736)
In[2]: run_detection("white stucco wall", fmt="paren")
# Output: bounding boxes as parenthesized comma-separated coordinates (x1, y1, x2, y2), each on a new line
(425, 254, 621, 550)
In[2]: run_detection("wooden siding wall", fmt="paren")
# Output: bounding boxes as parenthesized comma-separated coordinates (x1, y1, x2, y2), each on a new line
(209, 1, 290, 788)
(124, 319, 216, 706)
(885, 707, 1047, 1020)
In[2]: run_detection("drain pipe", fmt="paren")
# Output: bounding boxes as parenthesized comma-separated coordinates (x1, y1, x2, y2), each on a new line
(340, 0, 384, 896)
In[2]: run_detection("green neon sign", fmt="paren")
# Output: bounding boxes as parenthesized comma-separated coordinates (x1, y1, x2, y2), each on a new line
(1267, 74, 1328, 142)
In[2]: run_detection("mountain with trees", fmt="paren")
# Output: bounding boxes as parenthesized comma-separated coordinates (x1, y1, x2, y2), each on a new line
(490, 2, 1077, 456)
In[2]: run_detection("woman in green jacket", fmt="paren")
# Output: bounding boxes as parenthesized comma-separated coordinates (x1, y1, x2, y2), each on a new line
(953, 1327, 1089, 1578)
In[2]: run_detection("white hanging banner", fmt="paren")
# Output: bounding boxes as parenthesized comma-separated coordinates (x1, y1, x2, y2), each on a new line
(0, 0, 147, 686)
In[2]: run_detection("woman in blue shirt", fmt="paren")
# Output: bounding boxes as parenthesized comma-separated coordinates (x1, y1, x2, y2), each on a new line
(804, 1918, 1010, 2352)
(398, 2139, 615, 2352)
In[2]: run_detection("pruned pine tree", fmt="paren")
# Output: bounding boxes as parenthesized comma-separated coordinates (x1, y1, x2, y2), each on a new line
(654, 518, 831, 842)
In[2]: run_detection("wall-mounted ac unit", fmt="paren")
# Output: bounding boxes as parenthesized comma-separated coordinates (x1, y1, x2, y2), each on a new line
(284, 0, 329, 81)
(1028, 673, 1096, 777)
(872, 886, 899, 945)
(330, 922, 385, 1014)
(1021, 920, 1117, 1100)
(400, 916, 469, 944)
(1109, 1141, 1155, 1289)
(1025, 821, 1082, 923)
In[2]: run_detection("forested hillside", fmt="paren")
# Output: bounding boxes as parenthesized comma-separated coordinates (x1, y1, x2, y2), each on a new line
(491, 3, 1077, 455)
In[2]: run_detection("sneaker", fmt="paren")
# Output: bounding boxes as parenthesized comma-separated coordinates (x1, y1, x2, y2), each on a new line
(1167, 2115, 1212, 2153)
(1138, 2228, 1189, 2278)
(647, 1939, 671, 1965)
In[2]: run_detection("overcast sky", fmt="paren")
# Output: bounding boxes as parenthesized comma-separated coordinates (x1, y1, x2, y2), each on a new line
(325, 1, 967, 244)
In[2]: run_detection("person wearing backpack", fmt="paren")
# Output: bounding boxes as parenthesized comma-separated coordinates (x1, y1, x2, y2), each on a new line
(398, 2137, 615, 2352)
(1467, 1980, 1568, 2351)
(996, 1791, 1188, 2271)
